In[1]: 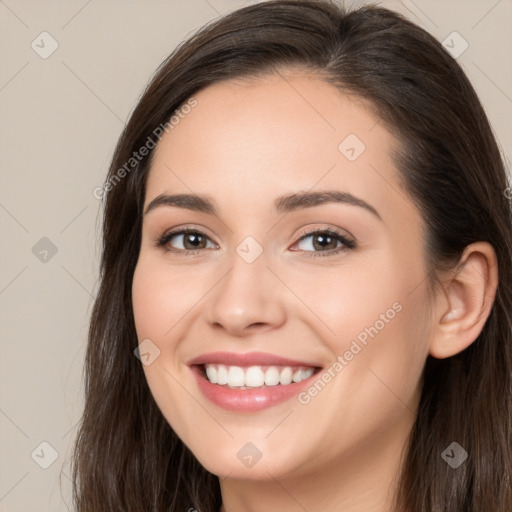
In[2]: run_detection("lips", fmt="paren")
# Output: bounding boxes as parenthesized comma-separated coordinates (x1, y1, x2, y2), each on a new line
(187, 351, 320, 368)
(188, 351, 323, 412)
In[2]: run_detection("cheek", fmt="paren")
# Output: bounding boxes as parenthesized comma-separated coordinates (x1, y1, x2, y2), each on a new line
(131, 256, 204, 342)
(296, 249, 430, 391)
(306, 289, 429, 450)
(284, 251, 423, 343)
(131, 263, 169, 340)
(131, 259, 197, 432)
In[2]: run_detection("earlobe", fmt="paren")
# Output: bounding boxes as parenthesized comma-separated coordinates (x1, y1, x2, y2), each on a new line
(429, 242, 498, 359)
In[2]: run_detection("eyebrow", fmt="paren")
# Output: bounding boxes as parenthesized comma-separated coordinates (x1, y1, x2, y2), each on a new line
(144, 190, 382, 221)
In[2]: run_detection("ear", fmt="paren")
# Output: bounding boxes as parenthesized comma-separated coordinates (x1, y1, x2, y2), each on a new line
(429, 242, 498, 359)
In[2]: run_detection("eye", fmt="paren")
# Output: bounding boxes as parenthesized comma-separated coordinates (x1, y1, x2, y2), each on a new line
(154, 226, 356, 258)
(156, 228, 217, 253)
(291, 228, 356, 258)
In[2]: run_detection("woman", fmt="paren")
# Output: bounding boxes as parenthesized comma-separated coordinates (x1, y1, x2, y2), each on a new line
(71, 1, 512, 511)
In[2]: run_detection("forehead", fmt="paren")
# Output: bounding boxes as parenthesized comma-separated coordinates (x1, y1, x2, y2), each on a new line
(145, 73, 408, 222)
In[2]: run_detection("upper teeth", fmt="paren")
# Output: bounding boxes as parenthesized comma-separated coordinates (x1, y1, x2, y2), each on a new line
(204, 364, 315, 388)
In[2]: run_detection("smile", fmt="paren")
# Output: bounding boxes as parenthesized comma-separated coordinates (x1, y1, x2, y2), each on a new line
(187, 352, 323, 412)
(203, 364, 316, 388)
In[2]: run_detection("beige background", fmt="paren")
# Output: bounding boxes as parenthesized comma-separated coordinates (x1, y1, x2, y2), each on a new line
(0, 0, 511, 510)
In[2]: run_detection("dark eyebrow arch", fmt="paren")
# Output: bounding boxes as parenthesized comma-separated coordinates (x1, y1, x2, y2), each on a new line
(144, 193, 217, 216)
(144, 190, 382, 221)
(275, 190, 382, 220)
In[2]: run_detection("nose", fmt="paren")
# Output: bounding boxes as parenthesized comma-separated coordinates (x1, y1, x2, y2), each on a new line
(204, 247, 287, 337)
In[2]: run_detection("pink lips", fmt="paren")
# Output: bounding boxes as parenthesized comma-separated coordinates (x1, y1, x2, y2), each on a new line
(188, 351, 321, 412)
(187, 351, 319, 367)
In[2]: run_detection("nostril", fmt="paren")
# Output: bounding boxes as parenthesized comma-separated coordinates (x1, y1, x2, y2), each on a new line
(249, 322, 267, 329)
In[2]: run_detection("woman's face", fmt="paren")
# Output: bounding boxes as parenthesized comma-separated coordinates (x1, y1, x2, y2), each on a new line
(132, 72, 434, 482)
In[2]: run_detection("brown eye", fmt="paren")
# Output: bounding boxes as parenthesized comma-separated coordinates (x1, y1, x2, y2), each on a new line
(180, 232, 208, 250)
(294, 229, 355, 256)
(311, 233, 339, 251)
(157, 229, 217, 253)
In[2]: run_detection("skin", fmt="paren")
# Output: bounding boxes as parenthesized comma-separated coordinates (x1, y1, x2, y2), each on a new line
(131, 70, 498, 512)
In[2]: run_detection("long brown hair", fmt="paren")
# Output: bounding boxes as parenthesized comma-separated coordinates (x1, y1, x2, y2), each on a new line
(70, 1, 512, 510)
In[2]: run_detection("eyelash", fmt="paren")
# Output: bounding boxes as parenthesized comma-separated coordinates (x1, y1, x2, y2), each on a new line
(154, 226, 356, 259)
